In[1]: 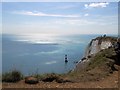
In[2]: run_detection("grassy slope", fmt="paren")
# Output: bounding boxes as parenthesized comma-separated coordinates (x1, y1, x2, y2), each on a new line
(66, 36, 119, 82)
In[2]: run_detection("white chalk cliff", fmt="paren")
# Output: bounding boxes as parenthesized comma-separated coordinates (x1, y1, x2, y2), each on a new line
(85, 38, 113, 57)
(73, 36, 118, 71)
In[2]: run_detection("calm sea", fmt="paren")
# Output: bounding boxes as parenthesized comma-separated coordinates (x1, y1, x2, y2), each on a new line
(2, 34, 111, 75)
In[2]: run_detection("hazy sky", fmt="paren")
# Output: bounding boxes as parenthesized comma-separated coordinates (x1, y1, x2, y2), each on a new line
(2, 2, 118, 35)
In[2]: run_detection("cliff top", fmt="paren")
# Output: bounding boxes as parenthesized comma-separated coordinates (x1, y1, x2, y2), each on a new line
(92, 36, 119, 45)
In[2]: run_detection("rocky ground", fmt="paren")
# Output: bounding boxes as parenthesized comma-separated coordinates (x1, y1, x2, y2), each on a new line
(2, 70, 119, 88)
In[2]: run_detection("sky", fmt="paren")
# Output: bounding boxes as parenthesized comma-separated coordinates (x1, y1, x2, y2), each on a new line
(2, 2, 118, 35)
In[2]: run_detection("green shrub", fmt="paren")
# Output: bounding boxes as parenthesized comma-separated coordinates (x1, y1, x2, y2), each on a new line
(2, 70, 23, 82)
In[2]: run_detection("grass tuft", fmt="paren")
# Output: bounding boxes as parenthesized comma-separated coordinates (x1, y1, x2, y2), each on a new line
(2, 70, 23, 82)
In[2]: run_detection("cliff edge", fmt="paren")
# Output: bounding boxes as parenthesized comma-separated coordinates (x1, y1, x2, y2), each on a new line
(85, 36, 118, 57)
(70, 36, 120, 82)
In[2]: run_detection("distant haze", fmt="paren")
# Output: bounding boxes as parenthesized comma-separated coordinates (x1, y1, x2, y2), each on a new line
(2, 2, 118, 35)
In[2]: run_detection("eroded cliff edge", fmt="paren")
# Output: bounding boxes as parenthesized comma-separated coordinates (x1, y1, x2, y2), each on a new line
(70, 36, 120, 82)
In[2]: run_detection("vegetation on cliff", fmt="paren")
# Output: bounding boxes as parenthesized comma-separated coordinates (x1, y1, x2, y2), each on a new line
(67, 36, 120, 82)
(2, 70, 23, 82)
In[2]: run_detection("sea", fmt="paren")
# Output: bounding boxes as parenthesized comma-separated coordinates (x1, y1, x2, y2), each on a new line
(2, 34, 116, 75)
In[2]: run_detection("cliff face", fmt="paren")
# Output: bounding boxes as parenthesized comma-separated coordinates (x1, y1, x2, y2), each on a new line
(73, 36, 119, 72)
(85, 36, 115, 57)
(71, 36, 120, 82)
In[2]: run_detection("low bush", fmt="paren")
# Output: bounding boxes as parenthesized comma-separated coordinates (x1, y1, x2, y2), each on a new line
(41, 73, 59, 82)
(2, 70, 23, 82)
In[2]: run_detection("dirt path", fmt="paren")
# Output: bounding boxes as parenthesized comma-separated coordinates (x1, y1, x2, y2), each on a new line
(2, 71, 119, 88)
